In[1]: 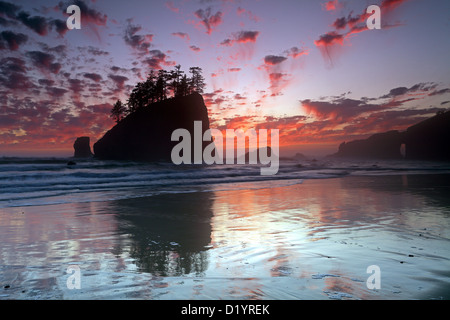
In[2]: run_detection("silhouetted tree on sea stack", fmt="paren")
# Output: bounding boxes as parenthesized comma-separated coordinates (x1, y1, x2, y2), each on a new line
(189, 66, 205, 94)
(110, 99, 127, 123)
(111, 65, 206, 119)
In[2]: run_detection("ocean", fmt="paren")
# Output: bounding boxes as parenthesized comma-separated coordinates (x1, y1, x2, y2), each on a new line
(1, 157, 450, 208)
(1, 157, 450, 300)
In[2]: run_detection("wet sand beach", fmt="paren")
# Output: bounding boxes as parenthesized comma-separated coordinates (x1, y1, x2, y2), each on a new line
(1, 174, 450, 300)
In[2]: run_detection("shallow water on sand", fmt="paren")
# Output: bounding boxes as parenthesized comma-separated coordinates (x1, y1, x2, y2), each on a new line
(1, 174, 450, 300)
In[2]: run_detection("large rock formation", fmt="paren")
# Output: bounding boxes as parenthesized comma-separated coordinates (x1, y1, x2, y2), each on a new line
(335, 130, 404, 159)
(73, 136, 93, 158)
(332, 110, 450, 160)
(404, 110, 450, 160)
(93, 93, 212, 162)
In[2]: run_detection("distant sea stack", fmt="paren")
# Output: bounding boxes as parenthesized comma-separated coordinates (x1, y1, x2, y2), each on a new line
(93, 92, 212, 162)
(336, 130, 404, 159)
(293, 152, 307, 160)
(73, 136, 93, 158)
(238, 147, 274, 163)
(332, 110, 450, 160)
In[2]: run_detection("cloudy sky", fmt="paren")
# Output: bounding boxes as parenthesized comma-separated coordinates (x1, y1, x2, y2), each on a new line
(0, 0, 449, 156)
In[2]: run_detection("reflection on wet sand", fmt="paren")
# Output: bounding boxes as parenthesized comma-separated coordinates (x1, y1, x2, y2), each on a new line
(207, 174, 450, 299)
(0, 174, 449, 299)
(110, 192, 214, 276)
(0, 201, 120, 299)
(341, 174, 450, 208)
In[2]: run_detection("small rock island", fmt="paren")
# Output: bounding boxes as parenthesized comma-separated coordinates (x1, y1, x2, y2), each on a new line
(73, 136, 93, 158)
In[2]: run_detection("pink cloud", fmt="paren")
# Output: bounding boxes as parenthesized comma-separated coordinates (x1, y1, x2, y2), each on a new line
(236, 6, 260, 22)
(322, 0, 343, 11)
(315, 0, 408, 65)
(189, 45, 201, 52)
(220, 31, 260, 48)
(172, 32, 190, 41)
(165, 1, 180, 13)
(194, 7, 223, 35)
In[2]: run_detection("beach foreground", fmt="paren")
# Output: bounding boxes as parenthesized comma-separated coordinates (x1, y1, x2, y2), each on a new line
(1, 174, 450, 300)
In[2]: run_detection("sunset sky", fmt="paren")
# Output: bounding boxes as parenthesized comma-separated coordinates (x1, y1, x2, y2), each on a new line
(0, 0, 449, 157)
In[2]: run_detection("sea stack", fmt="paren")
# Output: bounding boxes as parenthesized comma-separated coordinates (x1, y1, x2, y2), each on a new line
(93, 92, 213, 162)
(331, 110, 450, 160)
(335, 130, 404, 159)
(404, 110, 450, 160)
(73, 136, 93, 158)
